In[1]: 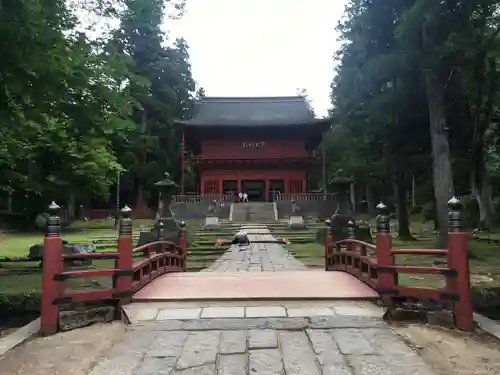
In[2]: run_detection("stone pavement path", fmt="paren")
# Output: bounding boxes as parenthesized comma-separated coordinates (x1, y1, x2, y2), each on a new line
(202, 225, 307, 272)
(100, 301, 437, 375)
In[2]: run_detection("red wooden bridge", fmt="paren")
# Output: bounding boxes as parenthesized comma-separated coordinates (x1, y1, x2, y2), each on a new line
(39, 198, 473, 335)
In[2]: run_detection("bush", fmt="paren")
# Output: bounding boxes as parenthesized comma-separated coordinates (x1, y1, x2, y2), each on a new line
(0, 292, 41, 313)
(409, 205, 422, 215)
(421, 202, 436, 223)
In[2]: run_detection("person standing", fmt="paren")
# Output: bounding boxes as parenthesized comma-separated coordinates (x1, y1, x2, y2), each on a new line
(243, 192, 248, 202)
(238, 192, 243, 203)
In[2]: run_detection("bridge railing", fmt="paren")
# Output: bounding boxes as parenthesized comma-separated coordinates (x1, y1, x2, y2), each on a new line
(173, 194, 233, 203)
(324, 197, 473, 331)
(275, 193, 336, 201)
(40, 203, 187, 336)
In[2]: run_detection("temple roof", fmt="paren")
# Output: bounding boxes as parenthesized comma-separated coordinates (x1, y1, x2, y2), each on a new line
(175, 96, 330, 127)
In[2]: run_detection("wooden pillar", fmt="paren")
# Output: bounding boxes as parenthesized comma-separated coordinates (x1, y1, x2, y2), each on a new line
(237, 177, 242, 194)
(200, 176, 205, 195)
(40, 202, 63, 336)
(265, 180, 269, 202)
(447, 197, 473, 331)
(116, 205, 133, 305)
(219, 179, 223, 196)
(375, 202, 397, 297)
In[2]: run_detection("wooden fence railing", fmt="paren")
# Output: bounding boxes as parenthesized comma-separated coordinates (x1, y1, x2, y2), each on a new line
(172, 194, 233, 203)
(324, 197, 473, 331)
(40, 203, 187, 335)
(276, 193, 336, 201)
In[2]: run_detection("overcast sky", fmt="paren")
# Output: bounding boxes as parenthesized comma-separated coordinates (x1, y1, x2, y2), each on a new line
(169, 0, 347, 117)
(76, 0, 347, 117)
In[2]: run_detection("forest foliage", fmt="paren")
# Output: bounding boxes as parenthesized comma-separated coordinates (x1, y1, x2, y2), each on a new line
(329, 0, 500, 236)
(0, 0, 196, 219)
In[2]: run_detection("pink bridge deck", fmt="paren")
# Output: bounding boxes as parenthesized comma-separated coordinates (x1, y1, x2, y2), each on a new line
(133, 270, 380, 302)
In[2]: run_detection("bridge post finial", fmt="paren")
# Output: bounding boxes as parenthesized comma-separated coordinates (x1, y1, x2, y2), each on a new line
(158, 220, 165, 241)
(447, 196, 462, 232)
(46, 201, 61, 237)
(119, 205, 133, 237)
(376, 202, 390, 233)
(347, 220, 356, 239)
(40, 201, 63, 336)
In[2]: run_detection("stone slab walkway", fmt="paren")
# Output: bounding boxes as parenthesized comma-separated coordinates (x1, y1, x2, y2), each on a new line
(97, 301, 437, 375)
(202, 226, 307, 272)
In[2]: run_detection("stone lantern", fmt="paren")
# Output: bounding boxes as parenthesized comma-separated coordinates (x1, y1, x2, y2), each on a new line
(328, 176, 372, 242)
(137, 172, 180, 247)
(155, 172, 177, 220)
(329, 176, 356, 241)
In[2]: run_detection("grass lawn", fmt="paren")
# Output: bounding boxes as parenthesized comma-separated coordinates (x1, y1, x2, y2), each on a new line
(0, 218, 223, 296)
(284, 233, 500, 289)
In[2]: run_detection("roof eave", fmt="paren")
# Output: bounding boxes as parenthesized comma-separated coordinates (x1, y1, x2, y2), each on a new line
(173, 118, 332, 128)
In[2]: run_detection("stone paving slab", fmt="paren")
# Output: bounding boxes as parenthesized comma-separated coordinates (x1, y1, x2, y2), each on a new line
(87, 318, 436, 375)
(123, 301, 385, 323)
(205, 227, 308, 272)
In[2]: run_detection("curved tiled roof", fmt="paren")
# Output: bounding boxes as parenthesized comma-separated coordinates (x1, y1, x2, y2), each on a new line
(176, 96, 329, 126)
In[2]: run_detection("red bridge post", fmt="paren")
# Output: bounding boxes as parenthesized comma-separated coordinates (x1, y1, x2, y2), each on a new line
(179, 221, 187, 271)
(447, 197, 473, 331)
(40, 201, 63, 336)
(375, 202, 397, 296)
(324, 219, 332, 271)
(116, 205, 133, 304)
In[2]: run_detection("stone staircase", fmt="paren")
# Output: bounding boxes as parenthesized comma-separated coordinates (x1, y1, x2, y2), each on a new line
(231, 202, 277, 223)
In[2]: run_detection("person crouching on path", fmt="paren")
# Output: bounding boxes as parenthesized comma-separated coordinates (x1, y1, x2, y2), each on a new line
(243, 192, 248, 202)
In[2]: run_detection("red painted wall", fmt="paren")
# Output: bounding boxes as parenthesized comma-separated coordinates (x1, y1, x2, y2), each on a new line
(200, 169, 306, 196)
(201, 139, 307, 159)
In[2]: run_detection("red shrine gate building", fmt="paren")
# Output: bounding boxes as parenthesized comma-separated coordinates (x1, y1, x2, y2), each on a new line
(175, 96, 330, 201)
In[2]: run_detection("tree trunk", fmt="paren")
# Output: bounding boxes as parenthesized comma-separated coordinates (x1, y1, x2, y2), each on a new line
(424, 71, 454, 244)
(422, 19, 455, 246)
(67, 193, 76, 221)
(350, 183, 356, 212)
(411, 174, 416, 209)
(395, 169, 413, 239)
(366, 183, 375, 215)
(135, 181, 147, 213)
(473, 58, 498, 231)
(473, 167, 494, 230)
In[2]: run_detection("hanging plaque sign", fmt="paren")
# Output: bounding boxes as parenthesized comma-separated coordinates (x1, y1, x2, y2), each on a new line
(241, 141, 266, 148)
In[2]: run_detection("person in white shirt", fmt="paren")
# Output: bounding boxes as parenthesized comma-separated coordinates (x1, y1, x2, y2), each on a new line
(243, 192, 248, 202)
(238, 192, 243, 203)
